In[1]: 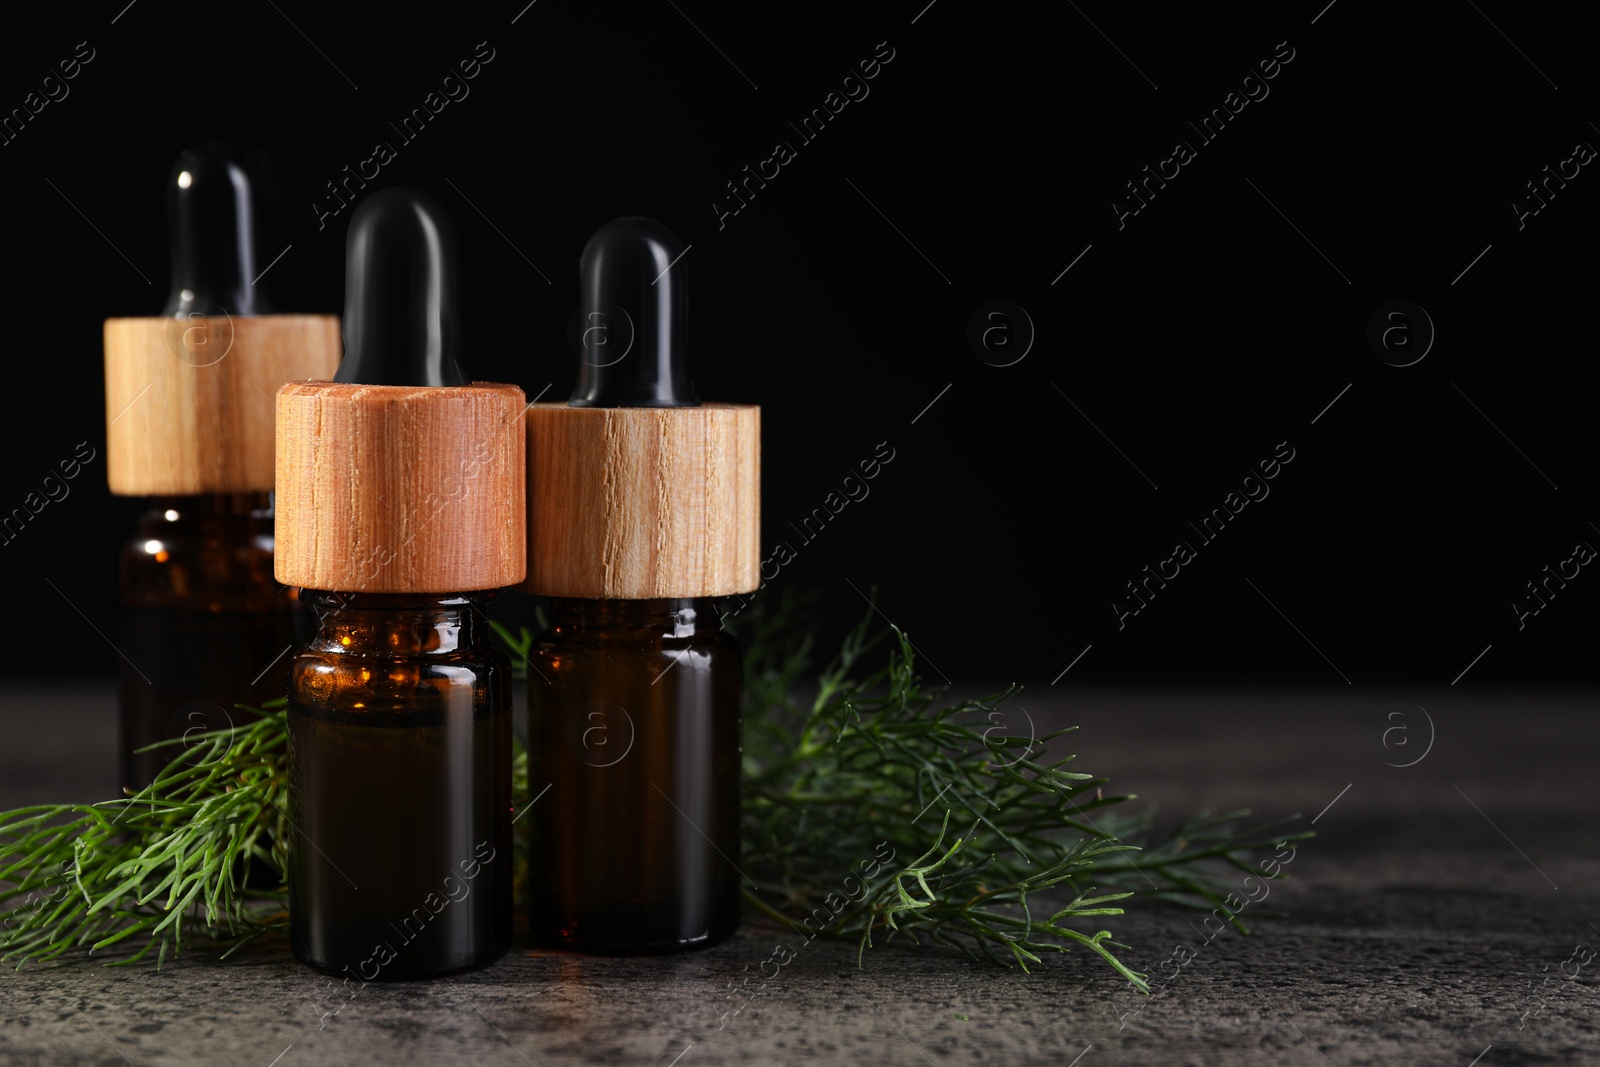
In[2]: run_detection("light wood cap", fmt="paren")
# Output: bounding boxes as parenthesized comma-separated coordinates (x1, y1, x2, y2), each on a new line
(275, 381, 526, 593)
(523, 403, 760, 599)
(104, 314, 341, 495)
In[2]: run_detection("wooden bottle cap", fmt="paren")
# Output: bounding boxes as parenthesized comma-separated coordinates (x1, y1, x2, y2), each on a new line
(523, 403, 760, 599)
(275, 381, 527, 593)
(103, 314, 341, 495)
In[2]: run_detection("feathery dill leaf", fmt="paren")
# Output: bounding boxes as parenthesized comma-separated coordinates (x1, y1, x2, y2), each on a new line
(0, 702, 290, 967)
(727, 591, 1313, 990)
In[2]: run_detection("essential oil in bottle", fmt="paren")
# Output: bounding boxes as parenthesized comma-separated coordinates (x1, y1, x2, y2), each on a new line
(103, 144, 339, 794)
(523, 217, 760, 952)
(287, 591, 511, 979)
(275, 187, 526, 979)
(117, 493, 293, 789)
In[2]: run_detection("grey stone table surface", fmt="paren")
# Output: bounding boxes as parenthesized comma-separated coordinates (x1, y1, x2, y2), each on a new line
(2, 684, 1597, 1066)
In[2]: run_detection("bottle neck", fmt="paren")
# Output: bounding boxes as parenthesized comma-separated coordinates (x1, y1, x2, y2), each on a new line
(303, 590, 493, 655)
(544, 597, 721, 639)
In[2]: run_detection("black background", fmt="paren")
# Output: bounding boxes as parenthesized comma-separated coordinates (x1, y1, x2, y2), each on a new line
(1, 1, 1594, 687)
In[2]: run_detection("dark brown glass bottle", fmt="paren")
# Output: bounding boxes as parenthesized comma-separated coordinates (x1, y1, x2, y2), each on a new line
(528, 597, 742, 952)
(106, 144, 337, 798)
(278, 187, 523, 980)
(287, 591, 513, 979)
(117, 492, 300, 792)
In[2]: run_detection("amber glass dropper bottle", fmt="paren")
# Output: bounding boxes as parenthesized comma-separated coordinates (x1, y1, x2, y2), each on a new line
(274, 188, 525, 980)
(523, 217, 761, 952)
(103, 144, 339, 794)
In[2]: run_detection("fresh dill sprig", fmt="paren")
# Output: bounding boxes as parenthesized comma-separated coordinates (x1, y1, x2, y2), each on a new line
(0, 702, 290, 967)
(728, 591, 1314, 991)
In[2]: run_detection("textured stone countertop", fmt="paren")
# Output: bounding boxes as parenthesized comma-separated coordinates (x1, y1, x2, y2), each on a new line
(2, 684, 1596, 1066)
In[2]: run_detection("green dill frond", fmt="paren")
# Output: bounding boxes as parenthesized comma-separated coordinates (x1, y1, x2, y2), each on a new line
(0, 702, 290, 968)
(736, 590, 1314, 992)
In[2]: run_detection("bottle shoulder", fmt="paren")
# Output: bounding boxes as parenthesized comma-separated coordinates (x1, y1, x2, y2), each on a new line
(293, 640, 511, 666)
(289, 645, 510, 716)
(534, 626, 741, 653)
(537, 598, 740, 651)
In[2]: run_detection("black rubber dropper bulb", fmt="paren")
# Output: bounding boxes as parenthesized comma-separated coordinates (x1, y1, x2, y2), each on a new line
(335, 187, 468, 387)
(569, 216, 698, 407)
(161, 144, 266, 318)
